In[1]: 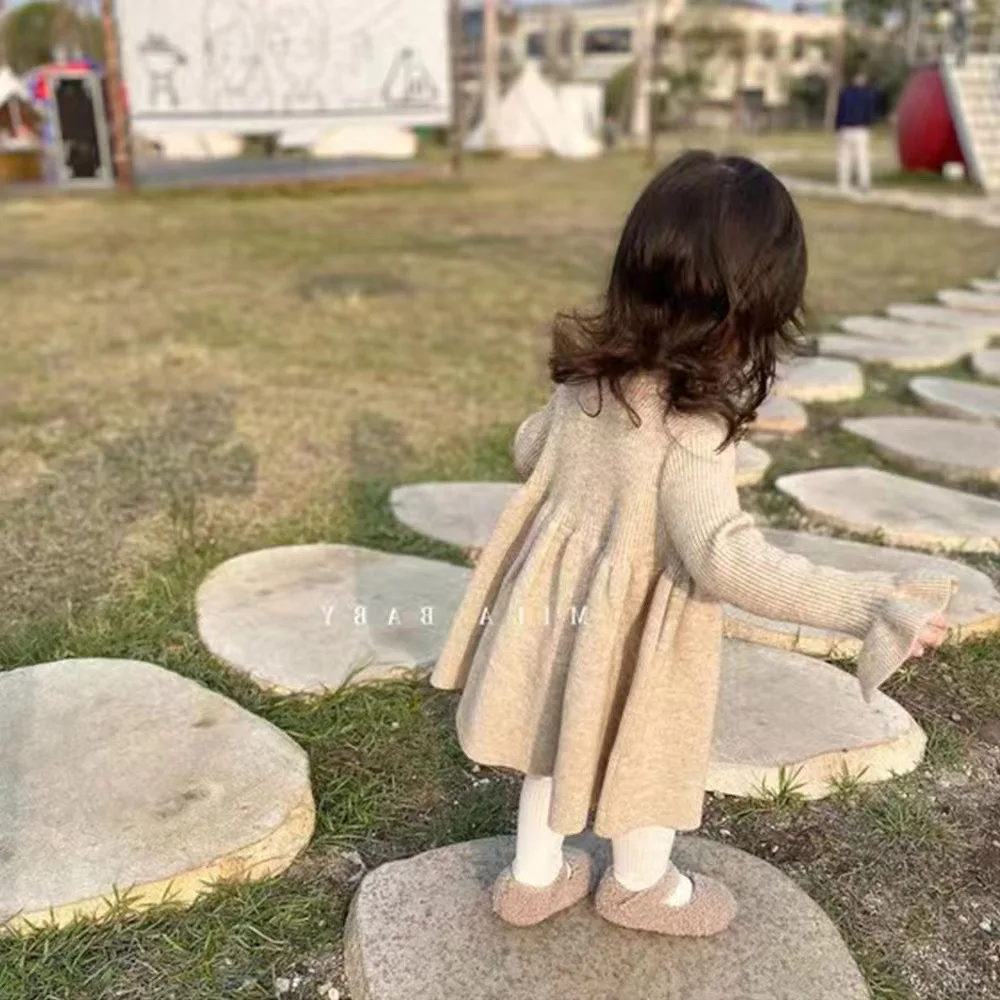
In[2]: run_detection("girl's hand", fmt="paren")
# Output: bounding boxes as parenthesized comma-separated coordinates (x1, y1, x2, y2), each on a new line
(907, 614, 948, 658)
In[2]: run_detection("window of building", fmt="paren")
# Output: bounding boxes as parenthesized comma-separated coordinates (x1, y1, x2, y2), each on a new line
(526, 32, 546, 58)
(792, 35, 806, 60)
(758, 31, 778, 61)
(583, 27, 632, 55)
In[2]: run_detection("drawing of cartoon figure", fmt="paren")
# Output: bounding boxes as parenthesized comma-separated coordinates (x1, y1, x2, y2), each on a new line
(139, 33, 188, 109)
(202, 0, 272, 111)
(331, 29, 377, 108)
(266, 1, 330, 111)
(382, 48, 439, 108)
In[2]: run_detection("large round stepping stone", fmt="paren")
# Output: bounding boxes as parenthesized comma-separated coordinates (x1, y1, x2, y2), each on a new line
(392, 450, 771, 552)
(710, 641, 924, 799)
(910, 376, 1000, 422)
(723, 529, 1000, 655)
(344, 835, 869, 1000)
(774, 357, 864, 402)
(0, 659, 314, 933)
(819, 333, 970, 370)
(754, 395, 808, 435)
(840, 315, 989, 347)
(197, 545, 471, 694)
(777, 466, 1000, 552)
(970, 278, 1000, 295)
(938, 288, 1000, 313)
(888, 302, 1000, 332)
(736, 441, 772, 486)
(843, 415, 1000, 482)
(973, 350, 1000, 381)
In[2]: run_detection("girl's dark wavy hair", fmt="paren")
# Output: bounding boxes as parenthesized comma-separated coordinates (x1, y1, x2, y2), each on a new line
(550, 151, 808, 447)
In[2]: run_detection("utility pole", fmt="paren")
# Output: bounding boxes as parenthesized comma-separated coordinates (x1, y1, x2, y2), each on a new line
(449, 0, 465, 175)
(100, 0, 134, 191)
(647, 2, 665, 166)
(482, 0, 501, 149)
(824, 0, 847, 130)
(632, 0, 656, 143)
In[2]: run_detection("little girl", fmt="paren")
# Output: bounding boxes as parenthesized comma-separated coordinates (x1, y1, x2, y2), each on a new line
(430, 151, 954, 937)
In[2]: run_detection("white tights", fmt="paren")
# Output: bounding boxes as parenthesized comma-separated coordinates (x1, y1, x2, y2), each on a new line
(512, 776, 693, 905)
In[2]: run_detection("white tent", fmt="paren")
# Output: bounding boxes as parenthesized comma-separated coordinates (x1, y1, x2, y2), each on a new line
(0, 66, 30, 108)
(466, 63, 603, 160)
(137, 129, 243, 160)
(295, 125, 418, 160)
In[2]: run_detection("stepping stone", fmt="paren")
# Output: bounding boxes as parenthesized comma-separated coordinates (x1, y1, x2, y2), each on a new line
(736, 441, 771, 486)
(910, 376, 1000, 422)
(818, 333, 969, 370)
(392, 448, 773, 551)
(345, 835, 869, 1000)
(0, 659, 314, 933)
(777, 466, 1000, 552)
(754, 395, 807, 435)
(773, 357, 864, 402)
(973, 349, 1000, 381)
(391, 483, 516, 553)
(839, 315, 989, 347)
(843, 415, 1000, 483)
(938, 288, 1000, 313)
(970, 278, 1000, 295)
(197, 545, 471, 694)
(710, 641, 924, 799)
(723, 529, 1000, 655)
(888, 302, 1000, 332)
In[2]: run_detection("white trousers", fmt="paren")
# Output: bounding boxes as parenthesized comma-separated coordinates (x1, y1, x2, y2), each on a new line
(837, 127, 872, 192)
(512, 775, 679, 892)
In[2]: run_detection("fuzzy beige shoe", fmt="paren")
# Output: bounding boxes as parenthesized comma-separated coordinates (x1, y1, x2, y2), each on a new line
(595, 865, 737, 937)
(492, 847, 593, 927)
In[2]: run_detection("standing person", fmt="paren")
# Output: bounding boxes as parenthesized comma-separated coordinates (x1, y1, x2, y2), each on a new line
(431, 152, 955, 935)
(952, 0, 976, 67)
(835, 69, 878, 193)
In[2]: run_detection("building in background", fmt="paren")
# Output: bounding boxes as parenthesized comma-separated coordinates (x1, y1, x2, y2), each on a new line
(462, 0, 846, 127)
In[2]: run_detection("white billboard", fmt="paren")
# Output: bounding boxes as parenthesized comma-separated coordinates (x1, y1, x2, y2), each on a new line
(117, 0, 452, 132)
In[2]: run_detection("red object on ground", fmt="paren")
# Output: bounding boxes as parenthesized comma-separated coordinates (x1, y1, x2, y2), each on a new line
(896, 67, 966, 173)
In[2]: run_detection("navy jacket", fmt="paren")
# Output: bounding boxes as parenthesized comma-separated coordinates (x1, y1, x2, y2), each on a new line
(835, 85, 878, 129)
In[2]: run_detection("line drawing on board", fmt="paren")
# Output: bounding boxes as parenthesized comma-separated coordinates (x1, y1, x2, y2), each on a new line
(382, 47, 440, 107)
(138, 33, 188, 109)
(202, 0, 273, 112)
(265, 1, 331, 110)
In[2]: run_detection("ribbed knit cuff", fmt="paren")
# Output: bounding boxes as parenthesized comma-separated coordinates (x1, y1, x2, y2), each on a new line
(856, 571, 959, 702)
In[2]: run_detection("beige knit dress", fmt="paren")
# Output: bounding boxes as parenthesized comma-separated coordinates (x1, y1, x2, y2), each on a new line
(430, 373, 956, 837)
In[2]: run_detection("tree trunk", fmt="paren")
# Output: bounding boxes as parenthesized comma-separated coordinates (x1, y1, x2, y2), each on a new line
(632, 0, 656, 142)
(100, 0, 133, 191)
(482, 0, 501, 149)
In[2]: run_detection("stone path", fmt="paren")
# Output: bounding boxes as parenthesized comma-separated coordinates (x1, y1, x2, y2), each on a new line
(970, 278, 1000, 295)
(777, 466, 1000, 552)
(973, 350, 1000, 381)
(938, 288, 1000, 313)
(0, 659, 314, 932)
(196, 545, 471, 694)
(910, 376, 1000, 422)
(843, 415, 1000, 482)
(888, 302, 1000, 331)
(774, 357, 864, 402)
(724, 529, 1000, 654)
(840, 315, 989, 347)
(345, 835, 869, 1000)
(754, 395, 808, 435)
(818, 333, 970, 370)
(710, 641, 925, 800)
(779, 175, 1000, 229)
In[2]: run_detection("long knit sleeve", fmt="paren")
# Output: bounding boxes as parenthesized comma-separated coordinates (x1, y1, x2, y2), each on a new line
(512, 394, 556, 481)
(660, 416, 956, 699)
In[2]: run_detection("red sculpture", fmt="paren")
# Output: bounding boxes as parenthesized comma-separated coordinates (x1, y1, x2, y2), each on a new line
(896, 66, 966, 173)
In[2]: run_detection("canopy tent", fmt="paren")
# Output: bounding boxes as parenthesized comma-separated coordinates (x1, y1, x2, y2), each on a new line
(466, 63, 603, 159)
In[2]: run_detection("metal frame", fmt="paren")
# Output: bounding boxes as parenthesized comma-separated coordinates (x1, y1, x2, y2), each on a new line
(47, 68, 115, 188)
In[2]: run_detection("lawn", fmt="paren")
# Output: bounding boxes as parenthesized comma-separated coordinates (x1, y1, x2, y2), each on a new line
(1, 152, 999, 1000)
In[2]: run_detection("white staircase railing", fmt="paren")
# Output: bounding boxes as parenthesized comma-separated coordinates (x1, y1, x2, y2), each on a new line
(941, 50, 1000, 193)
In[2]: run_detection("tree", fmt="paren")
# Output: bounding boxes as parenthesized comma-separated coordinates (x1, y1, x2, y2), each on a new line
(1, 1, 103, 73)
